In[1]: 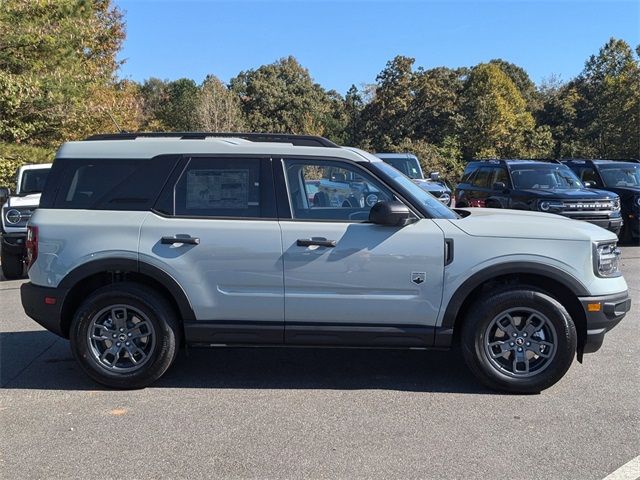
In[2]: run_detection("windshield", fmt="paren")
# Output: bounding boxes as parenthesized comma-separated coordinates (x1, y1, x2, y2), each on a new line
(373, 162, 457, 219)
(511, 165, 583, 190)
(19, 168, 50, 195)
(381, 157, 423, 179)
(598, 164, 640, 187)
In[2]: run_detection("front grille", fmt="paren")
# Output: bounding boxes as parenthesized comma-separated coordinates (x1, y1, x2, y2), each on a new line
(560, 200, 614, 214)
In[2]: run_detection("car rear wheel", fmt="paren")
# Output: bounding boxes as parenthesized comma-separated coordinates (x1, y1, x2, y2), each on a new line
(70, 282, 181, 389)
(0, 248, 24, 279)
(461, 288, 577, 393)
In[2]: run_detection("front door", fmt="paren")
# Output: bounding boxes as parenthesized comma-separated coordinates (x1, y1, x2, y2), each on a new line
(138, 156, 284, 344)
(278, 158, 445, 347)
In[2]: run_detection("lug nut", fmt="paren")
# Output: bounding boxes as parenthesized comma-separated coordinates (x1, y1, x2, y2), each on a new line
(125, 342, 130, 346)
(112, 334, 117, 338)
(119, 328, 125, 332)
(510, 342, 515, 347)
(517, 347, 523, 352)
(127, 332, 132, 337)
(116, 342, 121, 347)
(523, 333, 527, 337)
(526, 342, 531, 346)
(513, 333, 517, 337)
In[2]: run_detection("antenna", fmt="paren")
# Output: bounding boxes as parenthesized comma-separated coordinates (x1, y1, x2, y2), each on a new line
(107, 111, 126, 133)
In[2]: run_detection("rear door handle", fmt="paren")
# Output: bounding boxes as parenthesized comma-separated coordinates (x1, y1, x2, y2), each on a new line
(297, 238, 336, 248)
(161, 235, 200, 245)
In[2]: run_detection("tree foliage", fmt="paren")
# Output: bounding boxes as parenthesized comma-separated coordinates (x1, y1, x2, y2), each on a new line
(0, 6, 637, 186)
(0, 0, 126, 146)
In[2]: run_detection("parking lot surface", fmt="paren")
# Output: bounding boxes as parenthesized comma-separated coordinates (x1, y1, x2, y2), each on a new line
(1, 247, 638, 479)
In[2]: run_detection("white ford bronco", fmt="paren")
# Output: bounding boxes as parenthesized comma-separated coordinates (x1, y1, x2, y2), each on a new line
(20, 133, 631, 392)
(1, 163, 51, 279)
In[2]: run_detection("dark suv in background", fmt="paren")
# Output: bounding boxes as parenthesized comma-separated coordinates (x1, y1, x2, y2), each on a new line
(562, 159, 639, 243)
(455, 159, 623, 235)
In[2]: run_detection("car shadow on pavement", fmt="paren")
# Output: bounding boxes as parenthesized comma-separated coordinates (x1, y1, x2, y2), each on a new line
(1, 330, 495, 394)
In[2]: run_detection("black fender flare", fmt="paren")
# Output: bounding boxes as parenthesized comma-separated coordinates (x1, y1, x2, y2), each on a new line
(59, 258, 196, 322)
(440, 261, 589, 330)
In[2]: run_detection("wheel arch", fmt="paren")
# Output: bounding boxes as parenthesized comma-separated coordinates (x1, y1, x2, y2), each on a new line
(439, 262, 589, 359)
(58, 258, 195, 338)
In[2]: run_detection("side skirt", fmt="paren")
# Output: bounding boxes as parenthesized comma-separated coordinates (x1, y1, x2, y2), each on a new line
(184, 321, 452, 349)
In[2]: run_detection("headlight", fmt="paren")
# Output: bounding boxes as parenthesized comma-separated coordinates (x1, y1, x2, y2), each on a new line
(594, 242, 622, 278)
(3, 207, 33, 227)
(537, 200, 562, 212)
(612, 198, 621, 211)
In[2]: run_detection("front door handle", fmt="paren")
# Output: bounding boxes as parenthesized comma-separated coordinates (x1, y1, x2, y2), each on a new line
(161, 235, 200, 245)
(297, 238, 336, 248)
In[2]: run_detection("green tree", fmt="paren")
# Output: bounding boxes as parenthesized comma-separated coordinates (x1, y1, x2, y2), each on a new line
(0, 0, 126, 146)
(489, 59, 542, 113)
(410, 67, 466, 145)
(460, 63, 540, 159)
(230, 56, 334, 136)
(574, 38, 640, 158)
(343, 84, 365, 146)
(361, 56, 415, 149)
(156, 78, 198, 131)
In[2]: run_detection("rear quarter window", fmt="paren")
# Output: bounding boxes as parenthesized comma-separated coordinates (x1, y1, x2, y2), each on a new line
(42, 156, 178, 210)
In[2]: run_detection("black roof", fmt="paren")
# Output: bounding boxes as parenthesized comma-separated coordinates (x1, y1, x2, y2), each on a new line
(469, 159, 562, 165)
(84, 132, 340, 148)
(561, 158, 640, 164)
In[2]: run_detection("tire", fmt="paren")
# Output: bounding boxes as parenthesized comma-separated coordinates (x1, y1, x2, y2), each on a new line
(461, 288, 577, 393)
(70, 282, 181, 389)
(1, 247, 24, 279)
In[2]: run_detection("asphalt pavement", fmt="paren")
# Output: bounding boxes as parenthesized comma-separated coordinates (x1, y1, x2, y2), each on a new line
(1, 247, 638, 479)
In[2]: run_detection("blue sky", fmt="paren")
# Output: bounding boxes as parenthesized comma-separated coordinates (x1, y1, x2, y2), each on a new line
(115, 1, 640, 93)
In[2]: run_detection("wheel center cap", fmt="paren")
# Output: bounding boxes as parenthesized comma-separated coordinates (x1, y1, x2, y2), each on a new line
(515, 337, 525, 346)
(118, 334, 127, 342)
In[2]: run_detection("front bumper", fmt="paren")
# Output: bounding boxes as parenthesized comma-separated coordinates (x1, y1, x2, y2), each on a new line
(1, 232, 27, 256)
(561, 213, 623, 234)
(21, 282, 69, 338)
(579, 290, 631, 353)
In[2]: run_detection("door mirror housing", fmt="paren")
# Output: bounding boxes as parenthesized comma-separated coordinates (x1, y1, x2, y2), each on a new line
(369, 201, 414, 226)
(492, 182, 507, 191)
(583, 180, 595, 188)
(429, 171, 440, 181)
(0, 187, 10, 206)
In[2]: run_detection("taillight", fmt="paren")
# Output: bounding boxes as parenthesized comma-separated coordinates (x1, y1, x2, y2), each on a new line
(26, 225, 38, 269)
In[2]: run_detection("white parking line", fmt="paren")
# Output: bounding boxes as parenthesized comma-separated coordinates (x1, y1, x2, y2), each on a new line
(603, 455, 640, 480)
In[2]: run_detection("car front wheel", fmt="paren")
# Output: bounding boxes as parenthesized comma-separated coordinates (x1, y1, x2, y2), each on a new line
(461, 288, 577, 393)
(70, 282, 181, 389)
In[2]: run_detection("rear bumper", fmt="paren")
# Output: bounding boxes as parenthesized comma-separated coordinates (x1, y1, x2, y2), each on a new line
(1, 232, 27, 256)
(20, 282, 68, 338)
(579, 290, 631, 353)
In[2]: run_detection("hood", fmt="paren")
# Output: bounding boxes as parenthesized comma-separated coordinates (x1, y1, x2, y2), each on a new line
(599, 185, 640, 198)
(516, 188, 618, 199)
(449, 208, 617, 242)
(412, 179, 451, 193)
(6, 193, 41, 208)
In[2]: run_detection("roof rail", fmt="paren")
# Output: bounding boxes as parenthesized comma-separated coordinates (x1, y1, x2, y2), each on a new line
(473, 158, 563, 164)
(83, 132, 340, 148)
(561, 158, 640, 163)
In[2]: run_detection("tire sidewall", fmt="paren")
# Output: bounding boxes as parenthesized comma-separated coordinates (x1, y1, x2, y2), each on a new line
(70, 284, 179, 389)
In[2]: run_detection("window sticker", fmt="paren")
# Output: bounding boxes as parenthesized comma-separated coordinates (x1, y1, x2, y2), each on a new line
(186, 169, 249, 209)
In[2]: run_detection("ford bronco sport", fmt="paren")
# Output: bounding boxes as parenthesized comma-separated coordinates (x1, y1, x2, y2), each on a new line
(455, 159, 623, 235)
(20, 133, 631, 392)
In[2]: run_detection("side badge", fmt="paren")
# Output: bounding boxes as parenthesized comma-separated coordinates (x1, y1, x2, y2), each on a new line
(411, 272, 426, 285)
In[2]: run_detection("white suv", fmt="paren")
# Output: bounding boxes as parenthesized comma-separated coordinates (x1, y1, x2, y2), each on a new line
(20, 133, 631, 392)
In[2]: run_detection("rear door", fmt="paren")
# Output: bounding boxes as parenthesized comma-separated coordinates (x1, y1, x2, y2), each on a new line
(276, 157, 445, 347)
(467, 166, 494, 207)
(138, 156, 284, 344)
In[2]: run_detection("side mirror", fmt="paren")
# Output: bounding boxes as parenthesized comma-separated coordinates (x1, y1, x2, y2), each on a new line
(429, 171, 440, 181)
(0, 186, 10, 206)
(493, 182, 507, 191)
(369, 201, 414, 226)
(583, 180, 595, 188)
